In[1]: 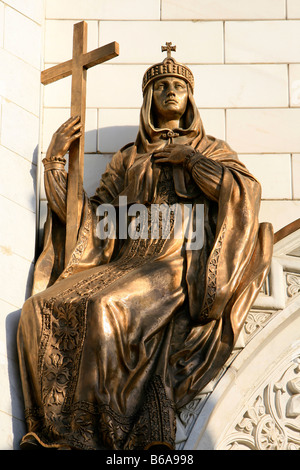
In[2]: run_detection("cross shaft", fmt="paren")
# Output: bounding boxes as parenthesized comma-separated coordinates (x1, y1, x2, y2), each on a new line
(41, 21, 119, 266)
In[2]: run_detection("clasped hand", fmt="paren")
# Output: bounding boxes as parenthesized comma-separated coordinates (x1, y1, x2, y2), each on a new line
(152, 144, 194, 166)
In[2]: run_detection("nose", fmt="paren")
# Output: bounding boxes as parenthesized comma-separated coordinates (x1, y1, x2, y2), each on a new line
(167, 85, 176, 96)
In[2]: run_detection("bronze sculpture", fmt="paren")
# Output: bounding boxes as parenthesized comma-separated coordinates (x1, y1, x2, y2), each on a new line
(17, 43, 273, 450)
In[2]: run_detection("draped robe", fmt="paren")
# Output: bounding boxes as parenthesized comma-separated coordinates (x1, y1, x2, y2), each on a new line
(17, 86, 273, 450)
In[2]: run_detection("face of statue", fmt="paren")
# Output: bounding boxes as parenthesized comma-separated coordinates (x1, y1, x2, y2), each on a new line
(152, 76, 188, 124)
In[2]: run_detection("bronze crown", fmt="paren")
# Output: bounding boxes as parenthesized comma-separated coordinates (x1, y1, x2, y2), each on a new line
(142, 42, 194, 94)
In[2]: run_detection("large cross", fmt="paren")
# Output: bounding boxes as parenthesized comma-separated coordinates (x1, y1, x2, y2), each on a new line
(41, 21, 119, 266)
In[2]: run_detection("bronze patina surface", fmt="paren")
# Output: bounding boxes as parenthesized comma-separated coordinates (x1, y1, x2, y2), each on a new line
(17, 36, 273, 450)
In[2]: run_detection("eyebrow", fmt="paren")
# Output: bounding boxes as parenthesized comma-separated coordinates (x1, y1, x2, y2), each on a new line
(155, 79, 186, 86)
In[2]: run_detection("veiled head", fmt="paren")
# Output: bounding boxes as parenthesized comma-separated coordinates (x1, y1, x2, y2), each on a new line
(136, 45, 204, 151)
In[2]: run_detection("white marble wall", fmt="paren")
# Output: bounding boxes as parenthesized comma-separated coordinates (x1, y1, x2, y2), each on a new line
(0, 0, 44, 449)
(41, 0, 300, 235)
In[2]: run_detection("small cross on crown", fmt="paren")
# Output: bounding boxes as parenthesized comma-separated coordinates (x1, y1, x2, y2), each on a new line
(161, 42, 176, 58)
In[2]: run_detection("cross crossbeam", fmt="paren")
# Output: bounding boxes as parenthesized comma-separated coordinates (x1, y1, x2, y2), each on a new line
(41, 42, 119, 85)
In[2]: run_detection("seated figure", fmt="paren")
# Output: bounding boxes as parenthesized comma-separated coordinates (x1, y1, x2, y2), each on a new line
(17, 46, 273, 450)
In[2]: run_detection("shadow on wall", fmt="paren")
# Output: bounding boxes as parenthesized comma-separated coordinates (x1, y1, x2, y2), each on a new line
(31, 146, 39, 260)
(85, 126, 139, 195)
(5, 309, 26, 449)
(2, 146, 38, 449)
(5, 255, 34, 449)
(97, 125, 139, 154)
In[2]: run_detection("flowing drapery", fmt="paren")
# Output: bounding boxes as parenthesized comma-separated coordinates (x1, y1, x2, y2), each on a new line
(17, 86, 273, 450)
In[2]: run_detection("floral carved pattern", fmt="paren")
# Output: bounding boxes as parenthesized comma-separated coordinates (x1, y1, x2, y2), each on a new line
(286, 273, 300, 298)
(52, 303, 81, 351)
(236, 396, 287, 450)
(218, 356, 300, 450)
(244, 311, 272, 338)
(200, 222, 226, 321)
(42, 353, 72, 406)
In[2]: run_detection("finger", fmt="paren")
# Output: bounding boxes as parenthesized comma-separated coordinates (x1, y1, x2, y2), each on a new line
(154, 158, 171, 164)
(69, 131, 82, 143)
(67, 115, 80, 123)
(152, 151, 171, 157)
(153, 147, 172, 154)
(69, 115, 80, 124)
(59, 123, 83, 141)
(65, 117, 81, 132)
(165, 144, 176, 149)
(60, 116, 81, 132)
(152, 155, 169, 160)
(65, 122, 83, 136)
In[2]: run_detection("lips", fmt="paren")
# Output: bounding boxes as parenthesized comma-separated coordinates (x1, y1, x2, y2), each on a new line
(165, 99, 178, 104)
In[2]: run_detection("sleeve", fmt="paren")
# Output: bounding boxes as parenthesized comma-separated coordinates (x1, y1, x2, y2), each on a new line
(43, 157, 68, 223)
(186, 151, 224, 202)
